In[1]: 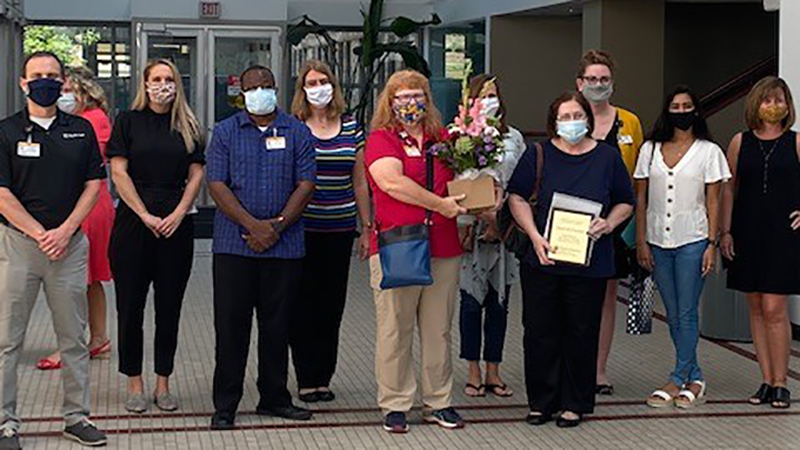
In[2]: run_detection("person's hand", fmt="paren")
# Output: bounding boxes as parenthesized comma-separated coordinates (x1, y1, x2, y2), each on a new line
(438, 194, 468, 219)
(637, 243, 655, 272)
(156, 207, 187, 238)
(38, 224, 73, 261)
(479, 220, 502, 243)
(458, 224, 474, 251)
(139, 212, 163, 238)
(791, 211, 800, 230)
(702, 245, 716, 277)
(242, 217, 282, 253)
(720, 233, 735, 261)
(358, 225, 372, 261)
(588, 218, 613, 241)
(531, 233, 555, 266)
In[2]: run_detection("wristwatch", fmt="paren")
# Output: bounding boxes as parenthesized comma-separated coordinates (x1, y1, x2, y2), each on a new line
(273, 216, 286, 233)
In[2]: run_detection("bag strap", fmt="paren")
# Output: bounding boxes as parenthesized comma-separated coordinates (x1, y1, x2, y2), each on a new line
(425, 141, 434, 226)
(529, 141, 544, 205)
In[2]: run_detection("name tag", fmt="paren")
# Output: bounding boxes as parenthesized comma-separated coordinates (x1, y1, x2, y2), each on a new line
(17, 142, 41, 158)
(63, 132, 86, 139)
(618, 134, 634, 145)
(266, 136, 286, 150)
(404, 145, 421, 157)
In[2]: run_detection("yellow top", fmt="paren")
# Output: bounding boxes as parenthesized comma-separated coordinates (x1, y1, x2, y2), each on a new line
(614, 107, 644, 175)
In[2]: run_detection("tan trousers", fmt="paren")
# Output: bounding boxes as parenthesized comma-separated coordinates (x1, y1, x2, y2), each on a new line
(370, 255, 459, 414)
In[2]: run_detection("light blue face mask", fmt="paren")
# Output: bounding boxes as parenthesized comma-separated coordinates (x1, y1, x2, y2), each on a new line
(243, 87, 277, 115)
(556, 119, 589, 144)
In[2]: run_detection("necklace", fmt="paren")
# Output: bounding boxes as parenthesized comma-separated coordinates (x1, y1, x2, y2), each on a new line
(758, 136, 781, 194)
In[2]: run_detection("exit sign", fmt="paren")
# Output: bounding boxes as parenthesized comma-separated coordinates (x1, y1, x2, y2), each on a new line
(199, 1, 222, 18)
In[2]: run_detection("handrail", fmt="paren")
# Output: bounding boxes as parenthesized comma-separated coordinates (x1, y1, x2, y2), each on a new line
(700, 55, 778, 117)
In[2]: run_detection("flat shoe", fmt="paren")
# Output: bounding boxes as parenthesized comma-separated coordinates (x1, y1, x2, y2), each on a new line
(556, 414, 582, 428)
(464, 383, 486, 398)
(596, 384, 614, 396)
(316, 390, 335, 402)
(772, 387, 791, 409)
(298, 391, 320, 403)
(749, 383, 774, 405)
(525, 412, 550, 426)
(154, 391, 179, 411)
(125, 393, 148, 413)
(36, 357, 62, 371)
(89, 340, 112, 359)
(486, 383, 513, 397)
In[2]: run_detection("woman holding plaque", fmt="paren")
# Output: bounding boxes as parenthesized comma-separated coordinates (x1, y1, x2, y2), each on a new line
(721, 77, 800, 409)
(507, 92, 634, 428)
(634, 86, 731, 409)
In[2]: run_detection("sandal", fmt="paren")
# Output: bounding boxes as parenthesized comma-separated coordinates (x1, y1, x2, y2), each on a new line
(675, 380, 707, 409)
(749, 383, 774, 405)
(646, 389, 675, 408)
(772, 386, 791, 409)
(596, 384, 614, 396)
(89, 339, 112, 359)
(36, 357, 62, 371)
(464, 383, 486, 397)
(485, 383, 514, 397)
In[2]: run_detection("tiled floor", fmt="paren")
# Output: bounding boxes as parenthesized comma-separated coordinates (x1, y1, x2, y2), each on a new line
(13, 240, 800, 449)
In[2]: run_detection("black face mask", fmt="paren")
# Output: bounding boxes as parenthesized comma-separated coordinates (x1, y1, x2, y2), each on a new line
(668, 111, 696, 131)
(26, 78, 64, 107)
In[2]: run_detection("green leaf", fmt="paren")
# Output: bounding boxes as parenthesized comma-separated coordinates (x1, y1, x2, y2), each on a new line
(390, 17, 420, 38)
(373, 42, 431, 77)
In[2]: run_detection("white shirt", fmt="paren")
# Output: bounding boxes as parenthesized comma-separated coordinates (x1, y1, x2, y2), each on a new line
(30, 115, 56, 130)
(634, 139, 731, 249)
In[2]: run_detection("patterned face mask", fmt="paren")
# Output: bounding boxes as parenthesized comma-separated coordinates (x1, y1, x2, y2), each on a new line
(392, 100, 427, 126)
(146, 81, 177, 105)
(759, 104, 789, 124)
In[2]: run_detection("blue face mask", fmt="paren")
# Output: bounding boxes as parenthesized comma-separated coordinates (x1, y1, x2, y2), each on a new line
(243, 87, 277, 116)
(26, 78, 64, 107)
(556, 119, 589, 144)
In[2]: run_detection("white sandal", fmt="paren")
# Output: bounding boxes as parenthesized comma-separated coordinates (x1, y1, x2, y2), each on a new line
(675, 380, 707, 409)
(646, 389, 674, 408)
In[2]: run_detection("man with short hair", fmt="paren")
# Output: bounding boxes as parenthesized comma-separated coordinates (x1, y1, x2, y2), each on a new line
(0, 51, 108, 448)
(206, 65, 316, 429)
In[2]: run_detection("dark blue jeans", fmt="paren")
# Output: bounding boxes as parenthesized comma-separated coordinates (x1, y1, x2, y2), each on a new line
(459, 286, 510, 363)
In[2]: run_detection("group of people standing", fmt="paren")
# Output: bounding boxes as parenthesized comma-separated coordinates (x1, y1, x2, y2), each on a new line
(0, 45, 799, 449)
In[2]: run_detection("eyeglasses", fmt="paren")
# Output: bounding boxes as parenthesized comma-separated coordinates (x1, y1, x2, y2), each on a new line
(394, 93, 426, 103)
(581, 76, 612, 86)
(557, 113, 588, 122)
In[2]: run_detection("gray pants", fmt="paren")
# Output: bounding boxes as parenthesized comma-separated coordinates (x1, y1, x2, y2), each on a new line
(0, 225, 90, 430)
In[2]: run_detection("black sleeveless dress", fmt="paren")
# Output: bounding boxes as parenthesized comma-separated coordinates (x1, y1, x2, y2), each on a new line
(728, 131, 800, 294)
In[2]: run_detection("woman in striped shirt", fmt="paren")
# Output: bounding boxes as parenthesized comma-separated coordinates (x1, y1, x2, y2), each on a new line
(289, 59, 370, 403)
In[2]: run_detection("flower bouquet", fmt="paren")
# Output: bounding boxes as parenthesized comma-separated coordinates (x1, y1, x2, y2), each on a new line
(431, 61, 505, 213)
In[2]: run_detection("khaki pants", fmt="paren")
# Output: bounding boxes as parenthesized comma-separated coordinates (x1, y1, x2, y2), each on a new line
(370, 255, 459, 414)
(0, 225, 90, 431)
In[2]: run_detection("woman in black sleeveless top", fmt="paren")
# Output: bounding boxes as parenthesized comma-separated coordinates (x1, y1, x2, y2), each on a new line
(721, 76, 800, 410)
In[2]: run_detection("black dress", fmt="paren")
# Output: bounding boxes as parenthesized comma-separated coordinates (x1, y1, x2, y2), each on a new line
(728, 131, 800, 294)
(601, 115, 633, 279)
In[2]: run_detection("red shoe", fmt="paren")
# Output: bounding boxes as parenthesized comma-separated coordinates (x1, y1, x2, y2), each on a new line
(89, 339, 111, 359)
(36, 357, 62, 371)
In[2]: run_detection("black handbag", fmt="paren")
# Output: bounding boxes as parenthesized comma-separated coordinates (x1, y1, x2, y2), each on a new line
(498, 142, 543, 258)
(626, 264, 657, 335)
(377, 144, 434, 289)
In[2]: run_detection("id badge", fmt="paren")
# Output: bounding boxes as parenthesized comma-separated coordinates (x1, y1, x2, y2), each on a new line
(618, 134, 634, 145)
(266, 136, 286, 150)
(17, 142, 41, 158)
(404, 145, 421, 157)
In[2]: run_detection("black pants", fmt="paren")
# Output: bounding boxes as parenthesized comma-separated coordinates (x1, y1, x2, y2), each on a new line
(290, 231, 354, 389)
(212, 254, 302, 414)
(520, 262, 606, 415)
(109, 201, 193, 377)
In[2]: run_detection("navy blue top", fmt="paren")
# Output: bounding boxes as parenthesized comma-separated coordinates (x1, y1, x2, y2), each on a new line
(507, 140, 635, 278)
(206, 109, 316, 259)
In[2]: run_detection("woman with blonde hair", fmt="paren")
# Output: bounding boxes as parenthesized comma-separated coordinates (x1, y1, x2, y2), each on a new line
(107, 58, 205, 413)
(365, 70, 467, 433)
(288, 59, 370, 403)
(37, 67, 115, 370)
(721, 76, 800, 409)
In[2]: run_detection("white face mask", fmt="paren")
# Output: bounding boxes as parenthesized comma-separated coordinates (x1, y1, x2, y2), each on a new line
(480, 97, 501, 118)
(57, 92, 78, 114)
(304, 83, 334, 108)
(243, 87, 278, 116)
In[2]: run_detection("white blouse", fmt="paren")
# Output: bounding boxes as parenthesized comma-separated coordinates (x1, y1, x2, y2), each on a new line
(633, 139, 732, 249)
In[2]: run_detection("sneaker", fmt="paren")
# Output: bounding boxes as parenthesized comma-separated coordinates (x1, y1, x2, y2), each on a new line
(383, 411, 409, 434)
(63, 419, 107, 447)
(0, 428, 21, 450)
(424, 407, 465, 429)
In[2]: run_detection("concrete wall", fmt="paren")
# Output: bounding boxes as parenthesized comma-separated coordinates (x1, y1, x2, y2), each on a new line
(490, 14, 582, 134)
(664, 2, 777, 98)
(706, 96, 746, 150)
(435, 0, 569, 25)
(288, 1, 433, 27)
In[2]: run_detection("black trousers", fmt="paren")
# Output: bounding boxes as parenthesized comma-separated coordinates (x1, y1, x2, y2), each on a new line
(290, 231, 354, 389)
(109, 202, 193, 377)
(212, 254, 302, 414)
(520, 262, 606, 415)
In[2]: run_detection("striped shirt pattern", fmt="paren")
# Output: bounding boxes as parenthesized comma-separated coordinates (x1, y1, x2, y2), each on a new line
(303, 116, 365, 232)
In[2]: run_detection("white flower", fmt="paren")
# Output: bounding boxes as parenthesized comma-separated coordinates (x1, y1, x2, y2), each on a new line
(494, 153, 504, 162)
(483, 126, 501, 138)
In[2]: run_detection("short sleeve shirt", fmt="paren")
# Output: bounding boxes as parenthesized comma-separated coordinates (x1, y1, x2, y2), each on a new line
(507, 140, 635, 278)
(0, 109, 106, 230)
(206, 109, 316, 259)
(364, 128, 461, 259)
(634, 139, 731, 249)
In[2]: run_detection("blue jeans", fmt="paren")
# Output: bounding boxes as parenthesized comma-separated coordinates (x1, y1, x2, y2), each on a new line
(459, 286, 510, 363)
(650, 240, 708, 386)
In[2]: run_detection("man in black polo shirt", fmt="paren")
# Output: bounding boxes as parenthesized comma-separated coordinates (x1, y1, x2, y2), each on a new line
(0, 52, 107, 449)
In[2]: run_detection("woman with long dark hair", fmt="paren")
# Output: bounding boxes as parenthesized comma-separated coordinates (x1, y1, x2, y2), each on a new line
(634, 86, 730, 409)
